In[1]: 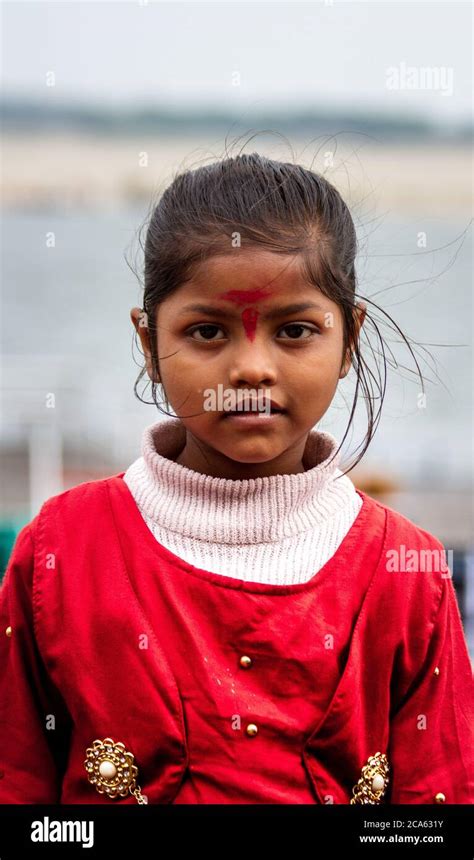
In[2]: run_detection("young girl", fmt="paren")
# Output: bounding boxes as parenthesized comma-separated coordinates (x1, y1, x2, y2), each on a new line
(1, 153, 472, 806)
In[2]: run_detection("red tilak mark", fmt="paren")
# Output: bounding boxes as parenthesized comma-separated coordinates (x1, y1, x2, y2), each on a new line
(218, 287, 274, 341)
(241, 307, 259, 342)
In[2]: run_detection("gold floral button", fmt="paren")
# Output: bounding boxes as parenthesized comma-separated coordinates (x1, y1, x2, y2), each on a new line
(434, 792, 446, 803)
(84, 737, 148, 804)
(350, 752, 390, 804)
(239, 655, 252, 669)
(245, 723, 258, 737)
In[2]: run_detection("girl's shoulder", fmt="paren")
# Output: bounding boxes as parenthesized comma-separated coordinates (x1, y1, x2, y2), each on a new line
(39, 471, 125, 513)
(359, 488, 447, 551)
(355, 489, 453, 629)
(3, 474, 126, 579)
(28, 471, 126, 533)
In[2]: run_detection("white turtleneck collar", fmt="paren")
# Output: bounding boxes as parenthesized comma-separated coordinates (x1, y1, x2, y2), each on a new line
(123, 418, 363, 585)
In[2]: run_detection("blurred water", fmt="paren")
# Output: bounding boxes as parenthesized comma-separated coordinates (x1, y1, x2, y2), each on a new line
(1, 206, 472, 487)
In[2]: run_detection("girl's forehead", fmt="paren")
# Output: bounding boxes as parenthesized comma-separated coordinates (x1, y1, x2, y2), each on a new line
(182, 251, 313, 299)
(192, 249, 301, 279)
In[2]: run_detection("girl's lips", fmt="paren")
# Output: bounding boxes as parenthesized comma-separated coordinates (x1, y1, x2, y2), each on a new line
(222, 411, 286, 427)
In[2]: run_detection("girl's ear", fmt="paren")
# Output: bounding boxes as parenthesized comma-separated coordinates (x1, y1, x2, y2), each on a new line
(339, 301, 367, 379)
(130, 307, 160, 382)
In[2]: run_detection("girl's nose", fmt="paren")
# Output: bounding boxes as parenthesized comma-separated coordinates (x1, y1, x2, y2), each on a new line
(227, 340, 278, 388)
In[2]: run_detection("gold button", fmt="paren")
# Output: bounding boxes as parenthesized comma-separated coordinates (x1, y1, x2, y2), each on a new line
(245, 723, 258, 737)
(5, 626, 12, 638)
(434, 667, 440, 675)
(434, 792, 446, 803)
(239, 655, 252, 669)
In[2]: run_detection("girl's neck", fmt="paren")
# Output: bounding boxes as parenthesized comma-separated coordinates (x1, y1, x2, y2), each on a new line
(123, 417, 353, 546)
(174, 431, 308, 479)
(121, 416, 364, 585)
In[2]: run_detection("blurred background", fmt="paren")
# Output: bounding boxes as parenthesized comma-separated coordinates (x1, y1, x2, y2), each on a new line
(1, 1, 472, 659)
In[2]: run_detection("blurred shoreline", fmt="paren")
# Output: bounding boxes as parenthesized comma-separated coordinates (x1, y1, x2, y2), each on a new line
(2, 133, 472, 216)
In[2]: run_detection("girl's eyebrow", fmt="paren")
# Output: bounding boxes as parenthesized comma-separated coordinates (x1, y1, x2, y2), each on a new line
(178, 301, 326, 319)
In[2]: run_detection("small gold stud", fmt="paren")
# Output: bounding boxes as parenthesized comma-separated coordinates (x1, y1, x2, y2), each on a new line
(245, 723, 258, 737)
(434, 667, 440, 675)
(5, 626, 12, 638)
(434, 792, 446, 803)
(239, 655, 252, 669)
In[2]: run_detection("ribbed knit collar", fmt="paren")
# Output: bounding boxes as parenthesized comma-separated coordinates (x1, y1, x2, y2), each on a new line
(124, 417, 354, 545)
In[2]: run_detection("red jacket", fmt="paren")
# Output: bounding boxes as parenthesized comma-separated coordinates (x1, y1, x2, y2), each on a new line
(0, 475, 473, 804)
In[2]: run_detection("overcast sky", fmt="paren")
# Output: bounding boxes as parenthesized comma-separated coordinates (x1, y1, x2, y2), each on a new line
(2, 1, 472, 122)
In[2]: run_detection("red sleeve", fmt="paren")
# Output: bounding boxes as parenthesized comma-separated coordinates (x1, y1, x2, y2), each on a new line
(387, 573, 474, 804)
(0, 521, 72, 803)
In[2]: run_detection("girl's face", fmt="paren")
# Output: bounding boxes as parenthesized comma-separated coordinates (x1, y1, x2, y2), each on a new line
(131, 250, 366, 479)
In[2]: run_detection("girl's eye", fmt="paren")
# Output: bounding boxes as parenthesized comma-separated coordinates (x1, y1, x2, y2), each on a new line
(187, 322, 320, 342)
(188, 324, 225, 342)
(278, 323, 319, 340)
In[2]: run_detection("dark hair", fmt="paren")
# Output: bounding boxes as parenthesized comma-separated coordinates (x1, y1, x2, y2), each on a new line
(128, 147, 428, 477)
